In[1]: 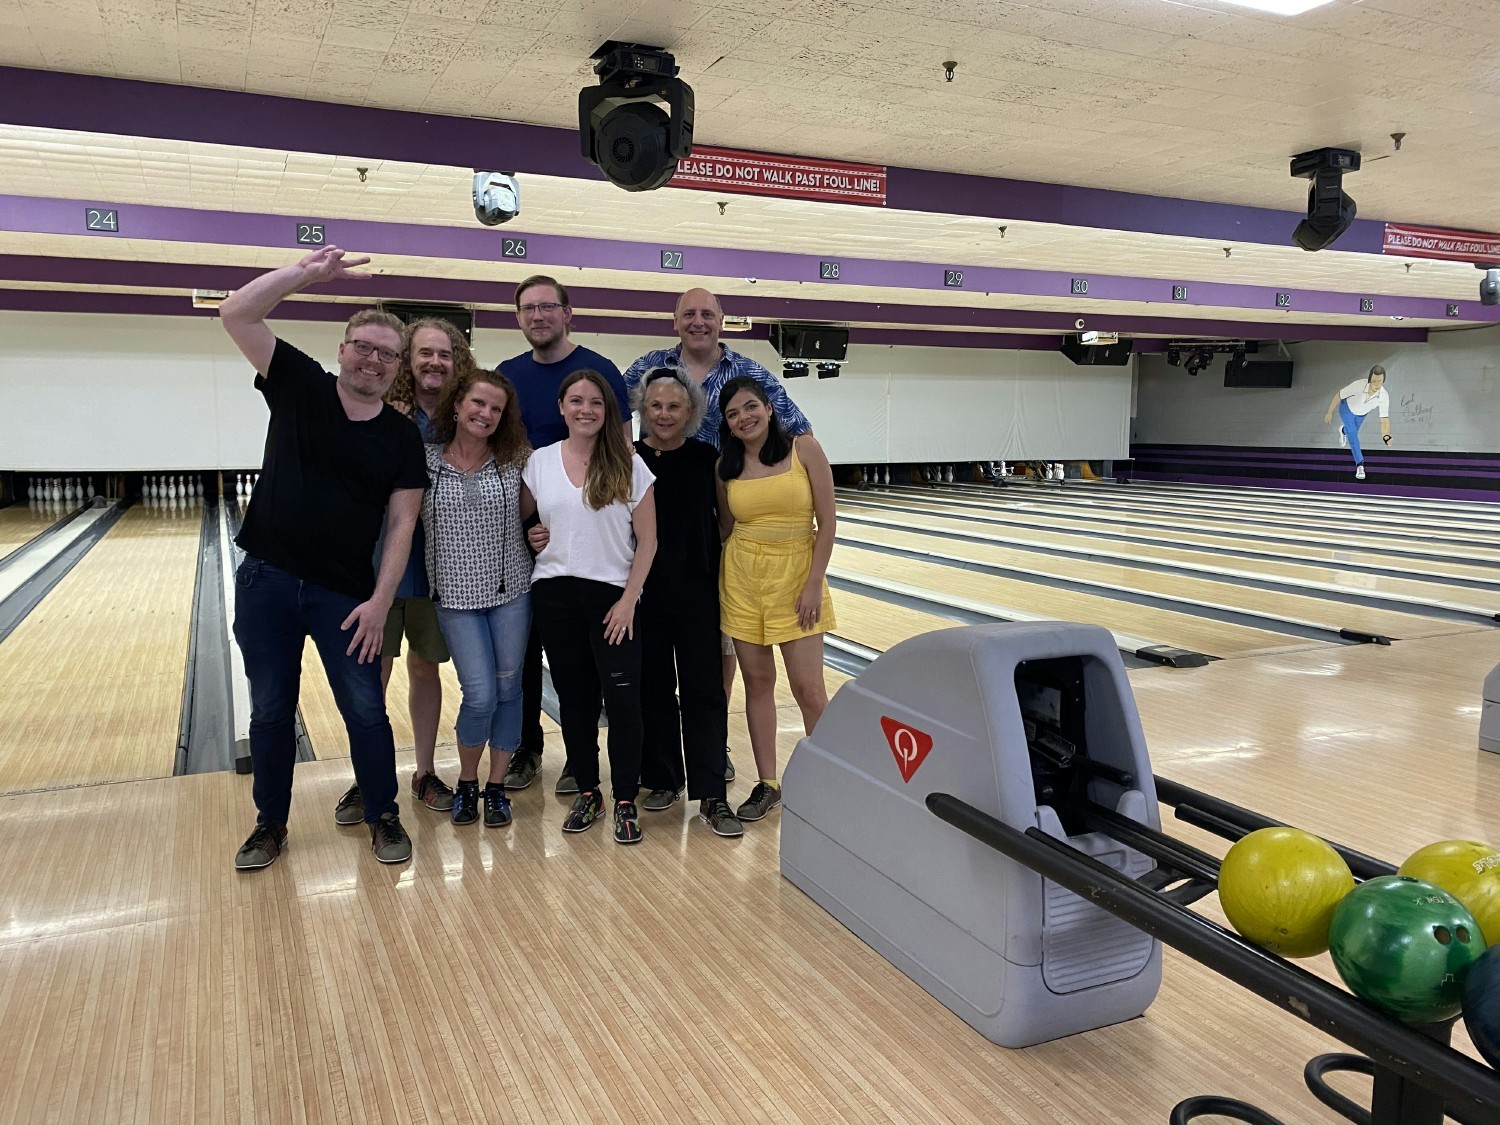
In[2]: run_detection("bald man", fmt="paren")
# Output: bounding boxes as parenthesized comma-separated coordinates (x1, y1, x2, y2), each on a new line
(623, 288, 811, 449)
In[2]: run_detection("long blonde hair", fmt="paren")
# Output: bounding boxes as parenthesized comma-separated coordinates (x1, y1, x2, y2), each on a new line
(559, 369, 633, 510)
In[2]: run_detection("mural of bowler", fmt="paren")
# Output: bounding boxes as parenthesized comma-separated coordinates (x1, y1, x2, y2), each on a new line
(1323, 364, 1394, 480)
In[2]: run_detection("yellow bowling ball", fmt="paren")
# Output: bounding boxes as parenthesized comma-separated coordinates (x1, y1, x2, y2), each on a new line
(1399, 839, 1500, 946)
(1219, 826, 1355, 957)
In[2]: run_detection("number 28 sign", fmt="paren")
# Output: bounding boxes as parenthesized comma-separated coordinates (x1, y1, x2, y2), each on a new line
(881, 717, 933, 783)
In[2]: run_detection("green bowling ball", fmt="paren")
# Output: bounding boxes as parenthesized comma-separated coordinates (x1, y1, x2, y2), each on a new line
(1328, 875, 1486, 1024)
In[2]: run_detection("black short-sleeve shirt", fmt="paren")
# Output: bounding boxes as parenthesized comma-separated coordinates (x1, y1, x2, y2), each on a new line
(236, 338, 428, 600)
(635, 437, 721, 598)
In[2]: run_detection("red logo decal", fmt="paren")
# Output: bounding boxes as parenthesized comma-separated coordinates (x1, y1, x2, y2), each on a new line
(882, 717, 933, 783)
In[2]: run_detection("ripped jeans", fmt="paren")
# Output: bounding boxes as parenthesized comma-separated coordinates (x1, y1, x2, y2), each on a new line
(435, 593, 531, 751)
(531, 576, 642, 802)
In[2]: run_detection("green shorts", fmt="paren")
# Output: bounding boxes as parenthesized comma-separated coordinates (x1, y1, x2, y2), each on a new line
(383, 597, 450, 664)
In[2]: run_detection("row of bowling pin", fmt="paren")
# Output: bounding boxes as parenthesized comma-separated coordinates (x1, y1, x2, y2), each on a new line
(144, 474, 201, 501)
(862, 465, 892, 485)
(920, 464, 958, 484)
(140, 490, 200, 512)
(1040, 462, 1068, 481)
(234, 473, 260, 499)
(27, 476, 94, 504)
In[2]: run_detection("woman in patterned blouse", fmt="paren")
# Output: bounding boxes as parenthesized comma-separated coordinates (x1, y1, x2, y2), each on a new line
(422, 367, 533, 828)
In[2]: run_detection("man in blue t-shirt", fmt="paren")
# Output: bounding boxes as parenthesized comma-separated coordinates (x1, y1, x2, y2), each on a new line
(498, 274, 631, 796)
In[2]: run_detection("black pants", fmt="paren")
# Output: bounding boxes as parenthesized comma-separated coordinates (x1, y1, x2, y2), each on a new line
(532, 576, 642, 802)
(519, 618, 545, 755)
(640, 586, 727, 800)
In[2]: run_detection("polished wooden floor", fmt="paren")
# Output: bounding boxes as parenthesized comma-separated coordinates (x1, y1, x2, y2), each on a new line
(2, 483, 1499, 1124)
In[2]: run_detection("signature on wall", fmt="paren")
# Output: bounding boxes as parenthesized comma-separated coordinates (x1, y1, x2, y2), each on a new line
(1399, 391, 1433, 424)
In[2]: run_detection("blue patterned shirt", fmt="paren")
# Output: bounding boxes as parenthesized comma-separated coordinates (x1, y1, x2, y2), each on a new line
(623, 342, 811, 450)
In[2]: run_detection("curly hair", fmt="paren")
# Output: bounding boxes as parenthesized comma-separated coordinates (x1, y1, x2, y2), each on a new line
(630, 366, 707, 440)
(385, 317, 478, 413)
(432, 368, 530, 468)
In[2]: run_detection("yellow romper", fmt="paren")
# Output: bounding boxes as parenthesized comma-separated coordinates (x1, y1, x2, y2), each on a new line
(720, 443, 837, 646)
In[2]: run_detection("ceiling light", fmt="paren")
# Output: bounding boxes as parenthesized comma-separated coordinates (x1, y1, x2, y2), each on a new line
(816, 362, 841, 379)
(1290, 147, 1360, 251)
(783, 361, 809, 379)
(1208, 0, 1336, 15)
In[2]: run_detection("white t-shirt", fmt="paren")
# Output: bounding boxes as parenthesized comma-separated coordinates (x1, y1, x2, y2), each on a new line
(1339, 379, 1390, 419)
(522, 442, 655, 586)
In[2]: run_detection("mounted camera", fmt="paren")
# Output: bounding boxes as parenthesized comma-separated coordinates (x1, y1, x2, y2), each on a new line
(1289, 147, 1360, 252)
(579, 42, 695, 192)
(472, 171, 520, 226)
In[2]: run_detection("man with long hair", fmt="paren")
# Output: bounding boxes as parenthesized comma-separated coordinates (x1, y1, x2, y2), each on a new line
(333, 318, 476, 827)
(499, 275, 631, 796)
(219, 246, 425, 870)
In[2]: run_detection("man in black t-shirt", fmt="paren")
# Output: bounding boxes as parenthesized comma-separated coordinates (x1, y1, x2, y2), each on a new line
(221, 246, 428, 871)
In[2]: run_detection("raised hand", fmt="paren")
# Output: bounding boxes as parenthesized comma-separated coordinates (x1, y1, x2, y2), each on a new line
(297, 245, 373, 285)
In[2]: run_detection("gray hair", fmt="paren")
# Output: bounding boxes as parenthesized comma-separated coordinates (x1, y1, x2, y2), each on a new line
(631, 366, 707, 438)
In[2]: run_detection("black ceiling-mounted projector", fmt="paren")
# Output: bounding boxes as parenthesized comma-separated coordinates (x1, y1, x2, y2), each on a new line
(579, 42, 694, 192)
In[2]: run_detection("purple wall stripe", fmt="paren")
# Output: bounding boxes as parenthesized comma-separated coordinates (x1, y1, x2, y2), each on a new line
(1138, 448, 1500, 470)
(0, 253, 1433, 343)
(0, 192, 1463, 332)
(0, 66, 1404, 254)
(0, 288, 1074, 351)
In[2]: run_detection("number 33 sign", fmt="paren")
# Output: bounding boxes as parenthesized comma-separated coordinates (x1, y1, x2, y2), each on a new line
(881, 717, 934, 783)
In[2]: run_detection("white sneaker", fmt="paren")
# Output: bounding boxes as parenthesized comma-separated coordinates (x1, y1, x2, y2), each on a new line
(1355, 464, 1366, 480)
(1338, 426, 1348, 448)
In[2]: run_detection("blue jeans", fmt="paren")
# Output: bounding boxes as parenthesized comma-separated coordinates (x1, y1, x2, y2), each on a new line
(1339, 398, 1368, 466)
(436, 594, 531, 750)
(233, 557, 398, 826)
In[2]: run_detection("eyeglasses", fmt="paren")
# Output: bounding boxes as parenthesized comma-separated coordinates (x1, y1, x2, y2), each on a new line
(345, 339, 400, 364)
(518, 302, 564, 316)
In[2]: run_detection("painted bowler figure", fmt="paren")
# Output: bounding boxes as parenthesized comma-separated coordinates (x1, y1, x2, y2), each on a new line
(219, 246, 428, 870)
(1324, 364, 1393, 481)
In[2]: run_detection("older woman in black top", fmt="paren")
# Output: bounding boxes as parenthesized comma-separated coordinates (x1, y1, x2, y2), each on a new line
(633, 368, 741, 838)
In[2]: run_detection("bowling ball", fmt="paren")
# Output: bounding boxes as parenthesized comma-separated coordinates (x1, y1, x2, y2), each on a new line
(1399, 839, 1500, 946)
(1218, 826, 1355, 957)
(1329, 875, 1486, 1024)
(1463, 944, 1500, 1069)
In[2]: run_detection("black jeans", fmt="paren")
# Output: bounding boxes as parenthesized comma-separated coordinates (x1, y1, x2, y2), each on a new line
(519, 618, 545, 756)
(531, 577, 642, 802)
(640, 585, 728, 801)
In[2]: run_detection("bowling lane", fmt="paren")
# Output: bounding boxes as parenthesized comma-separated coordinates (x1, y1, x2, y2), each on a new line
(831, 542, 1310, 659)
(841, 523, 1473, 642)
(829, 588, 963, 653)
(839, 490, 1500, 586)
(888, 485, 1500, 566)
(0, 503, 74, 561)
(838, 498, 1500, 613)
(0, 504, 200, 795)
(1129, 480, 1500, 527)
(984, 483, 1500, 547)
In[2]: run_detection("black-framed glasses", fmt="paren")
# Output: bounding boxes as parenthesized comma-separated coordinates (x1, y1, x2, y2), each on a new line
(345, 339, 400, 364)
(518, 302, 564, 315)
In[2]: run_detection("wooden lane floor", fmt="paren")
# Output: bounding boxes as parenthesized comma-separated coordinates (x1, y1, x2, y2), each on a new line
(829, 588, 964, 654)
(837, 497, 1500, 614)
(961, 481, 1500, 547)
(0, 505, 200, 796)
(0, 503, 72, 561)
(2, 624, 1494, 1122)
(1126, 479, 1500, 525)
(300, 634, 843, 762)
(831, 541, 1313, 659)
(880, 484, 1500, 566)
(839, 523, 1483, 645)
(838, 489, 1500, 586)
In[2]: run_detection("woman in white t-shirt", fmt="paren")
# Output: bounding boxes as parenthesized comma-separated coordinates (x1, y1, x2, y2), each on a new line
(1323, 365, 1393, 480)
(423, 367, 532, 829)
(520, 369, 657, 844)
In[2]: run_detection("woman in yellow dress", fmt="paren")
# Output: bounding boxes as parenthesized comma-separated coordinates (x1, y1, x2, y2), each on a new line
(715, 376, 836, 824)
